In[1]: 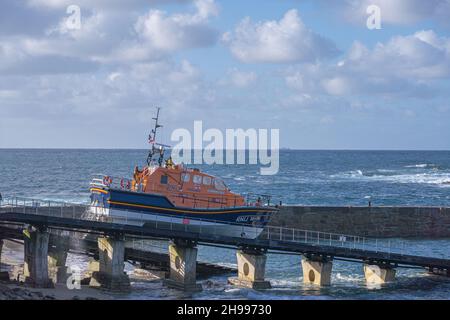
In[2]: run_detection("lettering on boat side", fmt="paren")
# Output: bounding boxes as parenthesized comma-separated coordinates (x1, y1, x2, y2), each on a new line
(236, 215, 261, 223)
(171, 121, 279, 175)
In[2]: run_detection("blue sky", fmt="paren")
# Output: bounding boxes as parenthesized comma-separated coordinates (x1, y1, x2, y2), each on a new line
(0, 0, 449, 149)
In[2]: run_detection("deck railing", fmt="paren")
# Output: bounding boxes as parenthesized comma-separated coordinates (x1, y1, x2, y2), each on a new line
(0, 197, 410, 257)
(89, 174, 276, 209)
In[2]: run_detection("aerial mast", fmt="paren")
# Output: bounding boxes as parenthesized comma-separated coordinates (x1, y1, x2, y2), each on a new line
(146, 107, 162, 166)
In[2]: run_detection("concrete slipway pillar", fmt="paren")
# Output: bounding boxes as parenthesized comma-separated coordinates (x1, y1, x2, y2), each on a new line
(363, 264, 396, 285)
(23, 227, 54, 288)
(228, 249, 271, 290)
(89, 236, 130, 291)
(48, 236, 70, 284)
(0, 239, 3, 264)
(0, 239, 8, 282)
(87, 259, 100, 275)
(164, 240, 202, 292)
(301, 255, 333, 286)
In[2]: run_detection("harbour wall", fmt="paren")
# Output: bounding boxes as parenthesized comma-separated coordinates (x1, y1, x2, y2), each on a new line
(270, 206, 450, 239)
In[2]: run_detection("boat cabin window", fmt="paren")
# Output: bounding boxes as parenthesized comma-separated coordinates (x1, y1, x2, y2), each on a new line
(181, 173, 190, 182)
(193, 175, 202, 184)
(202, 176, 212, 185)
(160, 175, 168, 184)
(214, 179, 226, 191)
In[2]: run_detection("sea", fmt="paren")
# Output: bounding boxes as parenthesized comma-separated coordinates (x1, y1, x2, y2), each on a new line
(1, 149, 450, 300)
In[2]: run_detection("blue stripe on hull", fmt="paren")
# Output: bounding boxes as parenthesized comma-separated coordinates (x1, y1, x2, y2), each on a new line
(109, 188, 175, 208)
(91, 188, 275, 227)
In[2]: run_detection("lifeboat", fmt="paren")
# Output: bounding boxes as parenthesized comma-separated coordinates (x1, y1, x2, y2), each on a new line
(89, 109, 278, 239)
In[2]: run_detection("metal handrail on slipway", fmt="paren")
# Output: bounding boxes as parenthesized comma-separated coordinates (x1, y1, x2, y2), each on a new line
(0, 197, 408, 256)
(90, 174, 275, 208)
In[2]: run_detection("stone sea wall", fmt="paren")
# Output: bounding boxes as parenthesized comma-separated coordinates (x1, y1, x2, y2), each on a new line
(269, 206, 450, 238)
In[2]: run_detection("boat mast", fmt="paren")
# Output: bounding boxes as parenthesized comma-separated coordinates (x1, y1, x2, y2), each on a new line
(146, 107, 163, 166)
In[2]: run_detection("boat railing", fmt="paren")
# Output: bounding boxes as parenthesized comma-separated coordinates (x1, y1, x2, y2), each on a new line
(90, 174, 134, 191)
(243, 193, 274, 207)
(0, 196, 413, 257)
(90, 174, 278, 209)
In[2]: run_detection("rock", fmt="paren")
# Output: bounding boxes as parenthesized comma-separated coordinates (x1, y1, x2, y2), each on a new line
(0, 284, 55, 300)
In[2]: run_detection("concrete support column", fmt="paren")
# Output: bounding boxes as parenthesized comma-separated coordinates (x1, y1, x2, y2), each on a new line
(0, 239, 3, 264)
(48, 236, 70, 284)
(301, 255, 333, 286)
(228, 249, 271, 290)
(87, 259, 100, 275)
(23, 228, 53, 288)
(164, 240, 202, 292)
(0, 239, 9, 281)
(364, 264, 396, 285)
(89, 236, 130, 291)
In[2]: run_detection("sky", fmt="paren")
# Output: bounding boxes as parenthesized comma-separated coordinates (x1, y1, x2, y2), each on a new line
(0, 0, 449, 150)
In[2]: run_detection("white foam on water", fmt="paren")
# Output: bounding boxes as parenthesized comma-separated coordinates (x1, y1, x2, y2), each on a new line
(404, 164, 435, 168)
(332, 169, 450, 186)
(269, 278, 300, 288)
(223, 287, 244, 294)
(330, 170, 364, 179)
(370, 173, 450, 186)
(333, 272, 364, 283)
(377, 169, 396, 173)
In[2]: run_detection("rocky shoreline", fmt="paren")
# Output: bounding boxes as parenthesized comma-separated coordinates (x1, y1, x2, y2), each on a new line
(0, 283, 56, 300)
(0, 240, 112, 300)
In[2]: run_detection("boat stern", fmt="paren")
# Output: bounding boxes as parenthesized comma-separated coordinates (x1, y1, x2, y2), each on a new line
(89, 176, 111, 216)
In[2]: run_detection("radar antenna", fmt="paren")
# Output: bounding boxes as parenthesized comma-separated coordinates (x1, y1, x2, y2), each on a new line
(147, 107, 169, 166)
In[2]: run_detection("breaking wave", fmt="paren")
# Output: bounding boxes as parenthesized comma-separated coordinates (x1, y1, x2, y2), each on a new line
(332, 170, 450, 186)
(404, 163, 437, 169)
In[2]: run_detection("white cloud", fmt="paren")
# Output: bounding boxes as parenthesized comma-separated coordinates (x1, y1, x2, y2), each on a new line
(223, 9, 339, 63)
(322, 77, 352, 96)
(108, 72, 121, 82)
(326, 0, 450, 27)
(0, 0, 220, 73)
(226, 68, 257, 88)
(0, 59, 205, 120)
(134, 0, 218, 52)
(346, 30, 450, 79)
(26, 0, 187, 10)
(0, 0, 218, 125)
(285, 30, 450, 99)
